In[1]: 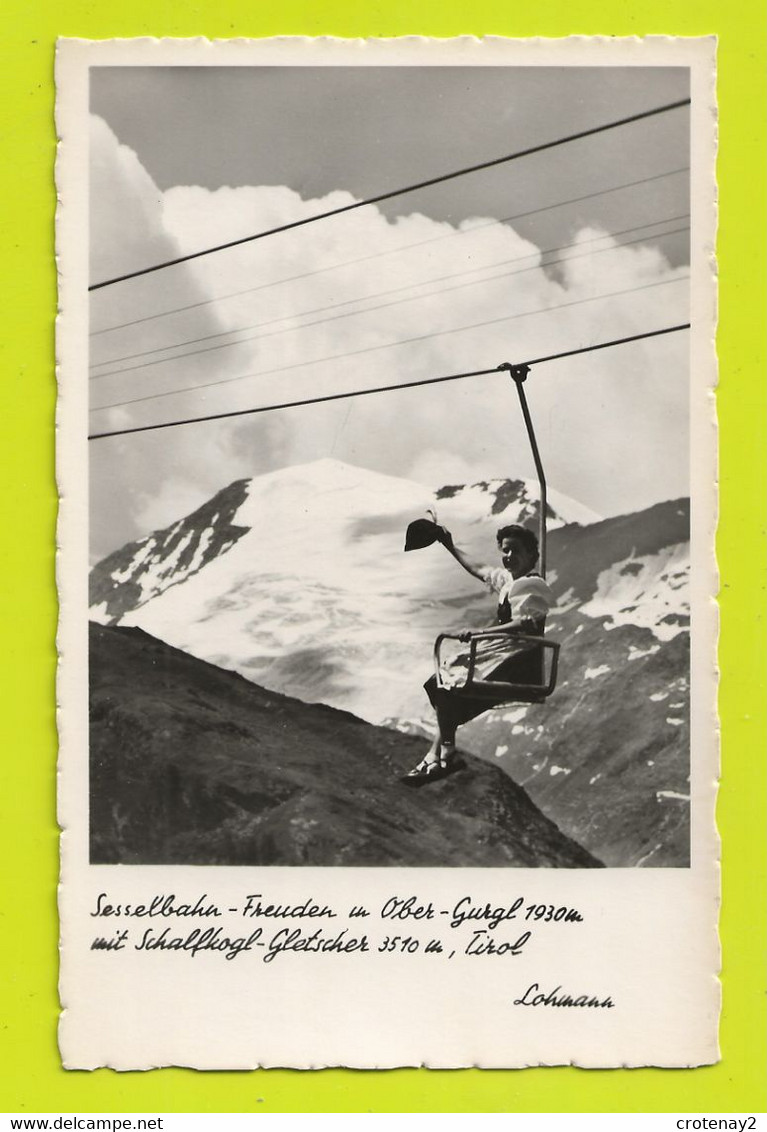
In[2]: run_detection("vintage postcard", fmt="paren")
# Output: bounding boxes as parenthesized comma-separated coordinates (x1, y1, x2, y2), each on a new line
(56, 35, 718, 1069)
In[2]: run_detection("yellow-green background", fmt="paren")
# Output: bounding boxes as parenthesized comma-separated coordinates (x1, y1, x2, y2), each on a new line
(1, 0, 764, 1114)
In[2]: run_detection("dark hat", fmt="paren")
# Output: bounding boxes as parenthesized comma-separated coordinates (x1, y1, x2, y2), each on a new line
(404, 517, 441, 552)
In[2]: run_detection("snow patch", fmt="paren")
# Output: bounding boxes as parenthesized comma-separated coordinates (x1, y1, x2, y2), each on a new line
(549, 765, 571, 777)
(155, 531, 195, 578)
(584, 664, 610, 680)
(89, 602, 111, 625)
(628, 643, 660, 661)
(635, 843, 664, 866)
(650, 691, 668, 702)
(185, 527, 215, 575)
(656, 790, 690, 802)
(110, 539, 154, 584)
(501, 707, 528, 724)
(554, 587, 580, 612)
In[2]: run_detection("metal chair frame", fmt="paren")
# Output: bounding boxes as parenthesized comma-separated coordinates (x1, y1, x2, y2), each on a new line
(434, 629, 560, 704)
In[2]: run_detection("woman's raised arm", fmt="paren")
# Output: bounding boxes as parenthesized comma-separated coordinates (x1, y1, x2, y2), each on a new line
(435, 526, 488, 582)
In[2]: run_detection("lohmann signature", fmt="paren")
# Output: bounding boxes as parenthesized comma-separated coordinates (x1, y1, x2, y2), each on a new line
(514, 983, 615, 1009)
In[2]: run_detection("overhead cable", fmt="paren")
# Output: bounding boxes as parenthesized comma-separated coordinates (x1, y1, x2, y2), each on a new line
(88, 323, 691, 441)
(91, 218, 690, 376)
(88, 99, 690, 292)
(91, 274, 688, 414)
(90, 164, 690, 336)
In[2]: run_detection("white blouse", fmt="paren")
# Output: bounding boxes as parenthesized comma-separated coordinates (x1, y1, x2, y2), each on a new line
(478, 566, 555, 624)
(437, 568, 555, 688)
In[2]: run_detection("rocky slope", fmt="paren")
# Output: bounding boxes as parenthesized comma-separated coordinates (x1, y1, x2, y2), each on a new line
(89, 623, 601, 869)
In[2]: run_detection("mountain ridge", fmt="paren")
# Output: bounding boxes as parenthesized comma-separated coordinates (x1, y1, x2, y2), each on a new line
(89, 458, 600, 625)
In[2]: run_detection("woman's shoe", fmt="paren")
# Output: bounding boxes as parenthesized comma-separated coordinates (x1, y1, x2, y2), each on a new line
(401, 744, 456, 786)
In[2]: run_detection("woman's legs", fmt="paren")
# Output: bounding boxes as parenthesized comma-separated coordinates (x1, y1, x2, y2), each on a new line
(433, 701, 458, 754)
(427, 682, 468, 748)
(419, 706, 457, 766)
(403, 649, 540, 781)
(402, 687, 461, 780)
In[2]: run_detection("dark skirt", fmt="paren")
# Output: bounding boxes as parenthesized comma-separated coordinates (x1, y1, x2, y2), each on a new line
(424, 645, 544, 729)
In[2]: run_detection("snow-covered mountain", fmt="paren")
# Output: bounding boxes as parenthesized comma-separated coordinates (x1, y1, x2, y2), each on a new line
(89, 458, 690, 866)
(90, 458, 598, 724)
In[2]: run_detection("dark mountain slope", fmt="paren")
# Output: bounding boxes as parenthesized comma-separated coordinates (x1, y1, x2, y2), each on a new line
(547, 498, 690, 604)
(461, 616, 690, 867)
(89, 623, 601, 869)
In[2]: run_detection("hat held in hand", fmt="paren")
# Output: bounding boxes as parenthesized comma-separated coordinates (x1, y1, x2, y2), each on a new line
(404, 509, 450, 552)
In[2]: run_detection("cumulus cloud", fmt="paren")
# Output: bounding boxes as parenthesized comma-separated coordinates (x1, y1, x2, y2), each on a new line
(89, 117, 289, 558)
(88, 113, 690, 559)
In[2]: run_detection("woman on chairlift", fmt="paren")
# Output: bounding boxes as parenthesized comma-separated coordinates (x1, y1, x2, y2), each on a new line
(402, 521, 554, 785)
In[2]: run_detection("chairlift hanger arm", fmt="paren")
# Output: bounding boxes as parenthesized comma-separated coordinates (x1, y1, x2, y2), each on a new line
(430, 363, 557, 706)
(497, 361, 548, 578)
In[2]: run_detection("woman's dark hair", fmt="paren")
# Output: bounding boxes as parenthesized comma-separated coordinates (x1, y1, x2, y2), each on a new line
(496, 524, 539, 563)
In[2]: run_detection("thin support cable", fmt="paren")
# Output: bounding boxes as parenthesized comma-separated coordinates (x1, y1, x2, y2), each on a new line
(88, 99, 690, 292)
(90, 275, 689, 414)
(88, 323, 690, 441)
(90, 219, 690, 375)
(89, 164, 690, 337)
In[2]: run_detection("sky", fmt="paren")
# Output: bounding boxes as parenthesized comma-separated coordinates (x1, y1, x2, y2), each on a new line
(88, 65, 691, 560)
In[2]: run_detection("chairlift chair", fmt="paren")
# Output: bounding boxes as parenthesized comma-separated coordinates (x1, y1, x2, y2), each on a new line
(432, 362, 560, 706)
(433, 629, 560, 705)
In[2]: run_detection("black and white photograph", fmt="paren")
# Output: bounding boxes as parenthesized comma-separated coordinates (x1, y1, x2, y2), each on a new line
(57, 36, 718, 1069)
